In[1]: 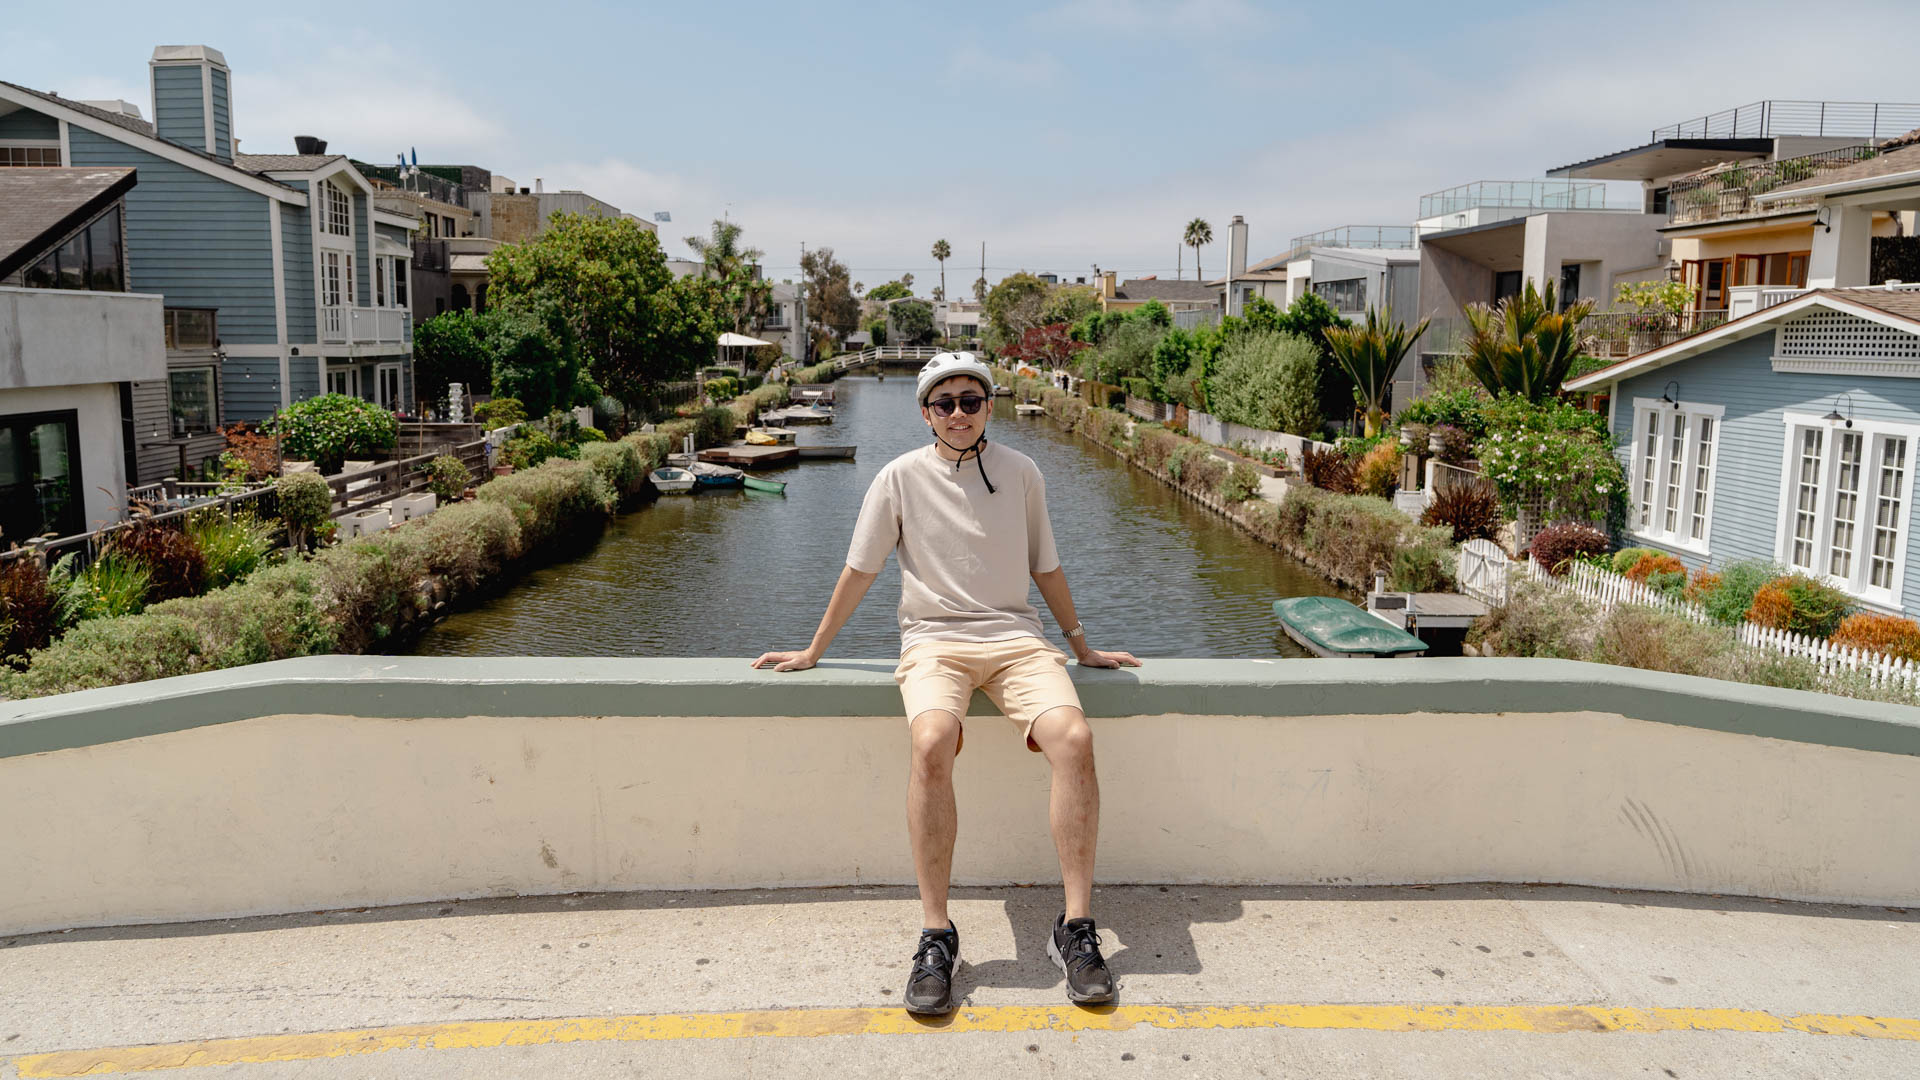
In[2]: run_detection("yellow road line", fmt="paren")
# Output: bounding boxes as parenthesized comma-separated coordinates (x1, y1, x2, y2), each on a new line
(15, 1003, 1920, 1075)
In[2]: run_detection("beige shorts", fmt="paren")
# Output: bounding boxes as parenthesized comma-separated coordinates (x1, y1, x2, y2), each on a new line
(894, 636, 1082, 753)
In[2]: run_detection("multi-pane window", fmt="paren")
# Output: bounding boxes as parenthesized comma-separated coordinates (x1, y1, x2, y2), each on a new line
(1779, 416, 1918, 604)
(1312, 278, 1366, 313)
(325, 181, 352, 237)
(322, 251, 344, 306)
(168, 368, 216, 437)
(0, 144, 62, 167)
(394, 259, 408, 306)
(1631, 401, 1722, 549)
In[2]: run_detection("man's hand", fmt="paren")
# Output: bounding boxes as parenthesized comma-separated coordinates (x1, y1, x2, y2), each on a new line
(751, 650, 818, 672)
(1073, 647, 1141, 669)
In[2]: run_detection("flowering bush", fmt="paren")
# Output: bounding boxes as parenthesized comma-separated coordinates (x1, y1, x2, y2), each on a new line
(1623, 552, 1683, 584)
(1832, 612, 1920, 662)
(1477, 397, 1625, 529)
(265, 394, 398, 473)
(1352, 442, 1401, 498)
(1745, 575, 1852, 638)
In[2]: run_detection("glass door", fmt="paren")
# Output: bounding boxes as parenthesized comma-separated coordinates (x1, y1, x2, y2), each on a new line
(375, 364, 403, 411)
(0, 411, 84, 543)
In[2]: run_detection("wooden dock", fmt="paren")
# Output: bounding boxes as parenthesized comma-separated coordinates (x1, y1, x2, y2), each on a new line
(1366, 591, 1489, 631)
(697, 444, 798, 468)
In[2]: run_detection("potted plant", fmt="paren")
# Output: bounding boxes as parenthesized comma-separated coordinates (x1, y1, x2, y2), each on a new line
(1613, 280, 1697, 354)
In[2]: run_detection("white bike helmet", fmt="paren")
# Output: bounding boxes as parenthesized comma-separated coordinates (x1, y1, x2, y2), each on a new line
(916, 351, 996, 406)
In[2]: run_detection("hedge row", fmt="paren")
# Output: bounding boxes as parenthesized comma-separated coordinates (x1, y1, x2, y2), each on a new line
(996, 371, 1454, 593)
(0, 445, 652, 699)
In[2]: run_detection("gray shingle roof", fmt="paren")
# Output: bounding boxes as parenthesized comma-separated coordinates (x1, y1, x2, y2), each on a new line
(0, 167, 137, 278)
(0, 82, 154, 137)
(1828, 287, 1920, 324)
(234, 153, 344, 173)
(1111, 278, 1219, 303)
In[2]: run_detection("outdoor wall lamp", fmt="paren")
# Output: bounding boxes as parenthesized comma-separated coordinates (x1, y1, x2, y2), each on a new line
(1823, 393, 1855, 428)
(1815, 206, 1833, 233)
(1660, 380, 1682, 410)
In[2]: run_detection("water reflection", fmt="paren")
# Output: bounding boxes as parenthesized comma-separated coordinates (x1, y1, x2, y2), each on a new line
(413, 376, 1346, 658)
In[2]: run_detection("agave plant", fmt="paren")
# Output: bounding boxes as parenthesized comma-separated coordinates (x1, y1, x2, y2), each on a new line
(1461, 280, 1594, 403)
(1323, 307, 1431, 437)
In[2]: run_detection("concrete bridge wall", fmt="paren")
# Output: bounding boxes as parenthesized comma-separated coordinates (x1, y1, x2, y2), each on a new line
(1, 657, 1916, 933)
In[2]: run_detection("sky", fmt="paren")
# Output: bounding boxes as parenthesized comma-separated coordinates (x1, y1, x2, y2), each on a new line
(7, 0, 1917, 291)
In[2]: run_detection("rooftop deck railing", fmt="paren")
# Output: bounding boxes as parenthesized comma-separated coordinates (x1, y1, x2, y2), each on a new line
(1285, 225, 1416, 261)
(1667, 144, 1880, 225)
(1650, 100, 1920, 142)
(1417, 180, 1616, 219)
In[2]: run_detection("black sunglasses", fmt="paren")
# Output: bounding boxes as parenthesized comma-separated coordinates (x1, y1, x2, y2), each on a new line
(928, 394, 987, 417)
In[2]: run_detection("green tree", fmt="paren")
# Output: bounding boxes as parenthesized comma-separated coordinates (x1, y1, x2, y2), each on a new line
(1041, 284, 1100, 328)
(486, 304, 583, 418)
(984, 271, 1050, 347)
(1208, 331, 1323, 436)
(1272, 293, 1355, 427)
(1134, 298, 1172, 329)
(684, 218, 771, 334)
(866, 280, 912, 302)
(1242, 295, 1282, 333)
(890, 299, 935, 345)
(1183, 218, 1212, 280)
(801, 247, 861, 337)
(931, 239, 951, 300)
(485, 213, 721, 408)
(1461, 279, 1595, 403)
(1324, 307, 1431, 437)
(972, 275, 988, 302)
(412, 309, 492, 402)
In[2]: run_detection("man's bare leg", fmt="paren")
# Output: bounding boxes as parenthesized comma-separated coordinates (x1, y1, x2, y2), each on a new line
(907, 709, 962, 930)
(1029, 705, 1098, 920)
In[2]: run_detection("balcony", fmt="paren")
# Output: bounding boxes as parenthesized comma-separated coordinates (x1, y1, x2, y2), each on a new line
(1651, 99, 1920, 141)
(1730, 281, 1920, 319)
(1417, 179, 1619, 226)
(1667, 145, 1881, 226)
(1286, 225, 1416, 260)
(1579, 309, 1729, 359)
(321, 305, 412, 347)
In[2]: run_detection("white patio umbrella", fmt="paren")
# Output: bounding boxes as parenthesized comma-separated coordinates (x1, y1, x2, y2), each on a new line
(715, 331, 774, 376)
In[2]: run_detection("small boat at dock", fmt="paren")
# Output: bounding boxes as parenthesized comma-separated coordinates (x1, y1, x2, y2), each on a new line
(687, 461, 746, 490)
(699, 443, 799, 468)
(760, 404, 834, 425)
(648, 467, 697, 494)
(795, 445, 856, 460)
(1015, 402, 1045, 415)
(1272, 596, 1428, 658)
(746, 426, 797, 445)
(743, 475, 787, 494)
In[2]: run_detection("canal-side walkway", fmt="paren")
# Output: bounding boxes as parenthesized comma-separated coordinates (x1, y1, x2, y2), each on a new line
(5, 884, 1917, 1077)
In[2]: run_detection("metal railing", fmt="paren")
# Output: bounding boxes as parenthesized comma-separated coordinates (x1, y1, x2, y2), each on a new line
(832, 345, 943, 371)
(1285, 225, 1416, 260)
(1, 483, 282, 573)
(1580, 309, 1730, 358)
(1418, 180, 1614, 219)
(1668, 145, 1880, 225)
(1651, 100, 1920, 142)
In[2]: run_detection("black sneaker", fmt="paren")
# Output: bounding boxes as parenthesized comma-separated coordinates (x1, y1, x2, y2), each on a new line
(903, 923, 960, 1015)
(1048, 913, 1116, 1004)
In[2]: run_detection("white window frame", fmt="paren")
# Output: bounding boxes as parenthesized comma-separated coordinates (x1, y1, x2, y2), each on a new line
(1628, 397, 1724, 555)
(1773, 410, 1920, 610)
(327, 365, 360, 398)
(323, 180, 353, 238)
(0, 140, 63, 167)
(374, 256, 388, 307)
(375, 362, 403, 410)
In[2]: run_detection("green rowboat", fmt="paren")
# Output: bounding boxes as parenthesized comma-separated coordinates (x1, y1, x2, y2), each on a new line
(1272, 596, 1428, 658)
(743, 475, 787, 494)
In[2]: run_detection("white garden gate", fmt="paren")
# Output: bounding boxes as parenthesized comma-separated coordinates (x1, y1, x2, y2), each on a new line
(1456, 538, 1511, 606)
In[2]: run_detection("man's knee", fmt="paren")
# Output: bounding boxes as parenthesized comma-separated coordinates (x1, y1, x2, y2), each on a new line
(910, 709, 961, 775)
(1032, 706, 1093, 762)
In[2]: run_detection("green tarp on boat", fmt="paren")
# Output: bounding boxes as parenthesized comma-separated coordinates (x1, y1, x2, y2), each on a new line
(1272, 596, 1428, 658)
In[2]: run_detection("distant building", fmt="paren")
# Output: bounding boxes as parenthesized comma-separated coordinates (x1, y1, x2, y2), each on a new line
(1094, 272, 1219, 316)
(468, 183, 643, 244)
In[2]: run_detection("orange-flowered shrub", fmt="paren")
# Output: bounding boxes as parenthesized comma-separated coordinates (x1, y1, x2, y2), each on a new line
(1624, 552, 1684, 583)
(1682, 568, 1722, 605)
(1746, 584, 1794, 630)
(1831, 612, 1920, 662)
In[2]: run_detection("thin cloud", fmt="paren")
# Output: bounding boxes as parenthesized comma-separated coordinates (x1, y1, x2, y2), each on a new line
(1033, 0, 1264, 36)
(945, 45, 1064, 90)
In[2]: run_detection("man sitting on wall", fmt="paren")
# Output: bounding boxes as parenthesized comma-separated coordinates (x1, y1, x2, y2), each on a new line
(753, 351, 1141, 1015)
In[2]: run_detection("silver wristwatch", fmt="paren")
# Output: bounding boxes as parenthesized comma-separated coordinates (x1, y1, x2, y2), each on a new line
(1062, 623, 1085, 640)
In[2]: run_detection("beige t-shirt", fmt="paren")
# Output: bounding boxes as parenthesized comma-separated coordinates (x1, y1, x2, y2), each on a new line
(846, 442, 1061, 656)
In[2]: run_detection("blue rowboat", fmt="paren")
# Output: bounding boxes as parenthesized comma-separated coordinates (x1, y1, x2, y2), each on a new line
(1273, 596, 1428, 658)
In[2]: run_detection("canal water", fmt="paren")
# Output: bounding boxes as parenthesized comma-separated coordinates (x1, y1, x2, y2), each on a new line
(413, 375, 1346, 659)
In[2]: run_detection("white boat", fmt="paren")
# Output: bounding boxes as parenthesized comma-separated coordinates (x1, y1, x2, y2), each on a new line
(649, 467, 697, 494)
(1015, 402, 1045, 415)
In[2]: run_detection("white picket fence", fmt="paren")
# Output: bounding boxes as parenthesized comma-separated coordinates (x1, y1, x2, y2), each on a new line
(1521, 557, 1920, 689)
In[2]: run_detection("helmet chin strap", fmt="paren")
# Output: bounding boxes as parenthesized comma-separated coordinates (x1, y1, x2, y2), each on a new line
(932, 429, 995, 493)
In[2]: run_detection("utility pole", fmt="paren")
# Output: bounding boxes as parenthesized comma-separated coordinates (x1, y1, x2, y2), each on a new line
(1178, 244, 1183, 281)
(797, 241, 808, 365)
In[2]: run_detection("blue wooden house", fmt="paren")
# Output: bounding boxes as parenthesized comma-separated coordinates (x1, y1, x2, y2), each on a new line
(0, 45, 420, 483)
(1569, 286, 1920, 617)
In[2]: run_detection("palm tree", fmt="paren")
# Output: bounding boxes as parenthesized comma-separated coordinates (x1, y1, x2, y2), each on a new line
(931, 239, 951, 302)
(1324, 307, 1432, 437)
(972, 276, 988, 302)
(1183, 218, 1212, 281)
(685, 219, 769, 333)
(1461, 280, 1594, 403)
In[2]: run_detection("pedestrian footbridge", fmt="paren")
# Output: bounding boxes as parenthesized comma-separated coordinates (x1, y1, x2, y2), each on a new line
(2, 657, 1917, 1075)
